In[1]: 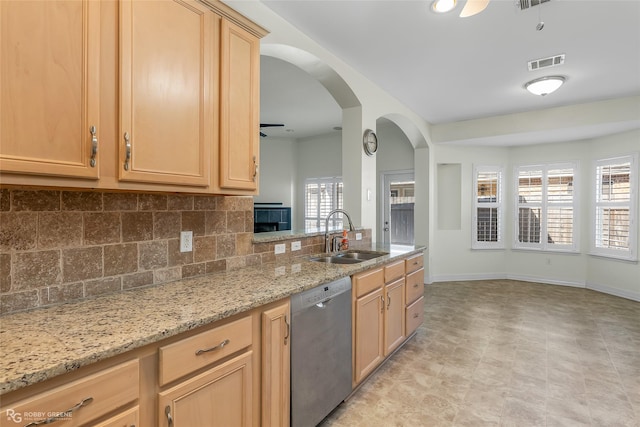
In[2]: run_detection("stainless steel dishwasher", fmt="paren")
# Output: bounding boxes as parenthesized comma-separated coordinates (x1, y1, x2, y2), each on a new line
(290, 276, 352, 427)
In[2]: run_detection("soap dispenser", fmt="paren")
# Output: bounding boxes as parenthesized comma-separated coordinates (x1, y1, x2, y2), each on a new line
(341, 230, 349, 250)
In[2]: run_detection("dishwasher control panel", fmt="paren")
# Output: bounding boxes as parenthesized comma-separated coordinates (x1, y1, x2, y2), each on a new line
(291, 276, 352, 311)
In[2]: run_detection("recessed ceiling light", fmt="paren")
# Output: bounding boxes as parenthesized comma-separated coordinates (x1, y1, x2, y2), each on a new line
(432, 0, 457, 13)
(524, 76, 565, 96)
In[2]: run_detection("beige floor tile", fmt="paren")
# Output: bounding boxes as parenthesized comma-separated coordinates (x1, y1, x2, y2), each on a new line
(319, 280, 640, 427)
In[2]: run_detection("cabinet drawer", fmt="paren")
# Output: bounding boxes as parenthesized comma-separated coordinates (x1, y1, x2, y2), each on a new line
(405, 253, 424, 274)
(0, 360, 138, 427)
(159, 315, 252, 386)
(353, 267, 384, 298)
(92, 406, 139, 427)
(406, 296, 424, 337)
(405, 268, 424, 305)
(384, 260, 405, 283)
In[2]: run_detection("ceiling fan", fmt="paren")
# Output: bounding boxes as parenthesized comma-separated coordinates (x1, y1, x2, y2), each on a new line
(259, 123, 284, 137)
(432, 0, 489, 17)
(433, 0, 548, 18)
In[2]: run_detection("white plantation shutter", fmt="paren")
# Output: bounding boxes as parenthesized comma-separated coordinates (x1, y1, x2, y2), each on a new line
(593, 155, 638, 261)
(515, 163, 577, 251)
(304, 177, 343, 232)
(546, 167, 574, 246)
(517, 168, 543, 245)
(472, 166, 504, 249)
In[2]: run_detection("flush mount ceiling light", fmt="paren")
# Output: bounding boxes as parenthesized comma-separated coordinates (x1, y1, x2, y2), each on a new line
(524, 75, 565, 96)
(432, 0, 457, 13)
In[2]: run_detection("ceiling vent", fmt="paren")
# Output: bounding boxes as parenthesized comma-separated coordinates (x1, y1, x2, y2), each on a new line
(528, 54, 565, 71)
(516, 0, 550, 11)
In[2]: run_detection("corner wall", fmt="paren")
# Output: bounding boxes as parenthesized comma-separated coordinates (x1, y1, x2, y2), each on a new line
(430, 129, 640, 301)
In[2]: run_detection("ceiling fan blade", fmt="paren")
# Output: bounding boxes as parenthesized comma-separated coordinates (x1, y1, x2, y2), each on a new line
(259, 123, 285, 128)
(459, 0, 489, 17)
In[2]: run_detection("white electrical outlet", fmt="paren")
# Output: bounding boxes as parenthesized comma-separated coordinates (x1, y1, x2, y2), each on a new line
(274, 243, 286, 255)
(180, 231, 193, 252)
(355, 233, 362, 241)
(291, 241, 301, 251)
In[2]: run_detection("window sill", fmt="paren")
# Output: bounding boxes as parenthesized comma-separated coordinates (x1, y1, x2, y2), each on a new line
(588, 252, 638, 263)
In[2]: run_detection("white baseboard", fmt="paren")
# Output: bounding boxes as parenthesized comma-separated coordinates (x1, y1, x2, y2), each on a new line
(586, 281, 640, 302)
(506, 274, 585, 289)
(429, 273, 639, 302)
(430, 273, 506, 283)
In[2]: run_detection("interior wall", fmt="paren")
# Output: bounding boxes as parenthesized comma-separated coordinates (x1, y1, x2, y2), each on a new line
(376, 119, 415, 173)
(430, 129, 640, 301)
(294, 132, 342, 230)
(430, 145, 509, 282)
(254, 137, 296, 210)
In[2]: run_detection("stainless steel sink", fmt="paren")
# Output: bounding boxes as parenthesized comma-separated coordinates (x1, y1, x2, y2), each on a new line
(309, 256, 361, 264)
(309, 250, 388, 264)
(338, 251, 385, 260)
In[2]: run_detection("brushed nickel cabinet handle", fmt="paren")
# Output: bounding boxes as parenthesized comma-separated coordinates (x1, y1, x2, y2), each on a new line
(387, 295, 392, 310)
(380, 295, 384, 313)
(124, 132, 131, 171)
(253, 155, 258, 181)
(165, 405, 173, 427)
(89, 126, 98, 167)
(23, 397, 93, 426)
(284, 314, 290, 345)
(195, 338, 230, 356)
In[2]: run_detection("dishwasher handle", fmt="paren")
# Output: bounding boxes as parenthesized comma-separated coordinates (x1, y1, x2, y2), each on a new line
(315, 298, 334, 308)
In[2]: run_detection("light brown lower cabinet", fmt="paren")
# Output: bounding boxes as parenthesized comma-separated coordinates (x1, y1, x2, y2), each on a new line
(158, 351, 253, 427)
(353, 286, 385, 384)
(0, 360, 139, 427)
(0, 297, 295, 427)
(261, 301, 291, 427)
(353, 253, 425, 387)
(384, 277, 406, 356)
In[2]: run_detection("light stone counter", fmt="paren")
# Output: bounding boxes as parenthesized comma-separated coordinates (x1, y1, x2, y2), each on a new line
(0, 243, 425, 395)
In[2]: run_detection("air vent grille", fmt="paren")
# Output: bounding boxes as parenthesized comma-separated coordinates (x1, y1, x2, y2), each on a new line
(517, 0, 550, 11)
(528, 54, 565, 71)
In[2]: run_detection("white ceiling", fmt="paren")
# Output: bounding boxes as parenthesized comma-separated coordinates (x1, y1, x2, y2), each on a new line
(258, 0, 640, 144)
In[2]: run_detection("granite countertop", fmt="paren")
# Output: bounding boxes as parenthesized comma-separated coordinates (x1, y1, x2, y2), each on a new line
(0, 243, 425, 395)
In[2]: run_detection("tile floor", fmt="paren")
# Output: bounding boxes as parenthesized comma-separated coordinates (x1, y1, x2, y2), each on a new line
(321, 280, 640, 427)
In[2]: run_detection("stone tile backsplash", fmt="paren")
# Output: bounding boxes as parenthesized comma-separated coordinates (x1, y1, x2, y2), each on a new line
(0, 188, 370, 315)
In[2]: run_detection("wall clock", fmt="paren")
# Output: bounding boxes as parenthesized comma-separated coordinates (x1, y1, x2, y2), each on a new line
(363, 129, 378, 156)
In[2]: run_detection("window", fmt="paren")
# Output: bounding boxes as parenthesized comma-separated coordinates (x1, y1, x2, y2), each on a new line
(515, 163, 578, 252)
(472, 166, 504, 249)
(304, 177, 343, 232)
(593, 154, 638, 261)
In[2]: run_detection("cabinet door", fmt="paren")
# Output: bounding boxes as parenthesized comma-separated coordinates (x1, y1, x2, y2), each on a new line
(354, 288, 384, 385)
(218, 18, 260, 192)
(261, 301, 290, 427)
(0, 0, 100, 179)
(159, 351, 253, 427)
(384, 278, 406, 356)
(119, 0, 212, 187)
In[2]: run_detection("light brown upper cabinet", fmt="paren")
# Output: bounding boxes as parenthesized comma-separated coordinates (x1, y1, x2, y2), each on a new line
(0, 0, 100, 179)
(216, 18, 261, 194)
(118, 0, 213, 187)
